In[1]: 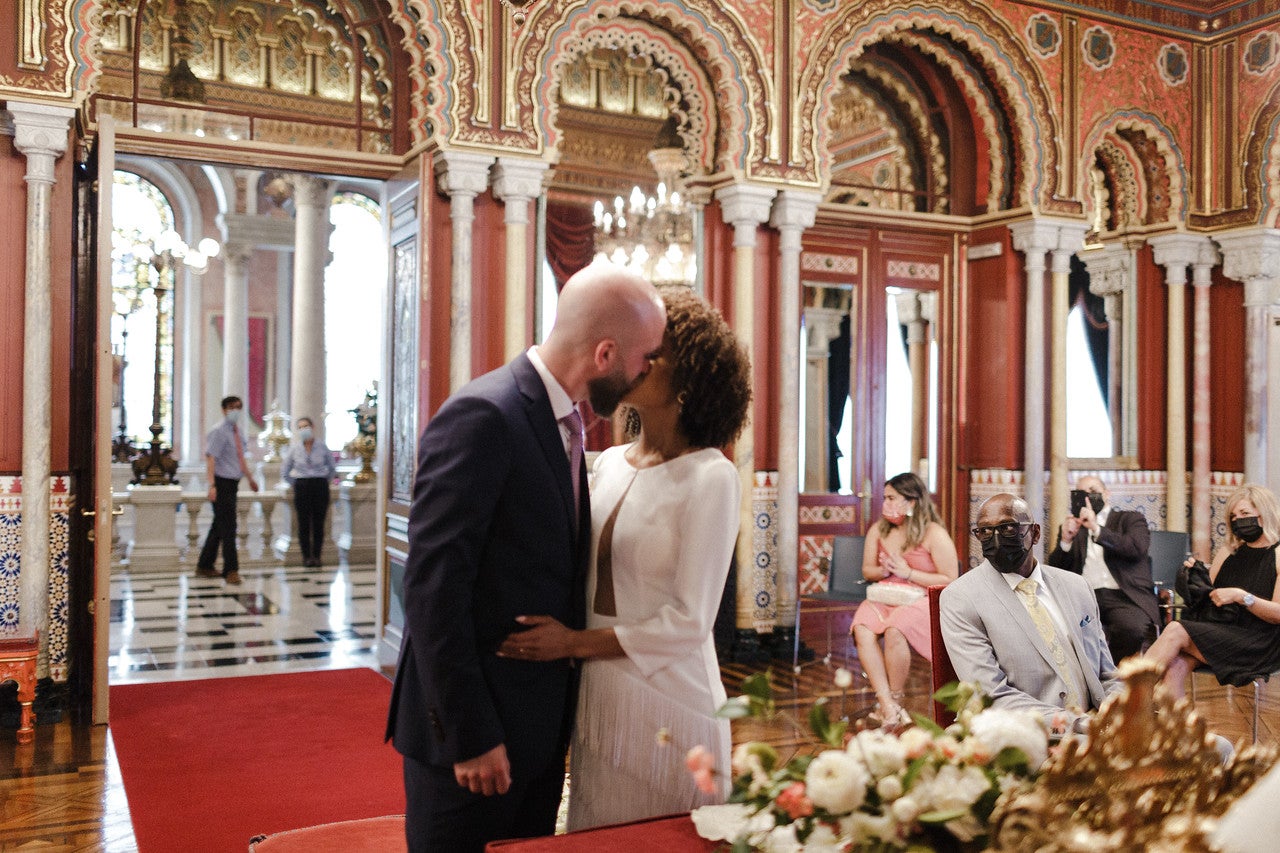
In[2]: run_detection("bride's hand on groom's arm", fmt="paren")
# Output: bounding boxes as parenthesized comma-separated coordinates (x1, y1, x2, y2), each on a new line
(498, 616, 625, 661)
(497, 615, 576, 660)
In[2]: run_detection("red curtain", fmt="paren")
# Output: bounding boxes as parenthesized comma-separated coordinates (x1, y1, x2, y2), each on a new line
(544, 200, 596, 291)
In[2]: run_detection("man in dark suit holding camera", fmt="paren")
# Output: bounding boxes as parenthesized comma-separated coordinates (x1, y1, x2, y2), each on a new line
(1046, 475, 1159, 660)
(385, 263, 666, 852)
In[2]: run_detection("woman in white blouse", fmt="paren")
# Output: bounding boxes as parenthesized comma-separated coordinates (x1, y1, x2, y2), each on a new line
(282, 416, 337, 567)
(497, 287, 752, 829)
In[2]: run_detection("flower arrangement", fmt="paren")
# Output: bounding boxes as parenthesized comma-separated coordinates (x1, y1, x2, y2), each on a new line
(690, 671, 1048, 852)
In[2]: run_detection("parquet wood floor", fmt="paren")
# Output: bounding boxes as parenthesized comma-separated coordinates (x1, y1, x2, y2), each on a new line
(2, 605, 1276, 851)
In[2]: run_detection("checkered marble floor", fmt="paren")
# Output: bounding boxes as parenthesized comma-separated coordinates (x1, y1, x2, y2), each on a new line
(109, 562, 379, 684)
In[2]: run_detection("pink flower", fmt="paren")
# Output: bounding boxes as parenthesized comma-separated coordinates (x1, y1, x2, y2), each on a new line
(686, 745, 717, 794)
(776, 782, 815, 819)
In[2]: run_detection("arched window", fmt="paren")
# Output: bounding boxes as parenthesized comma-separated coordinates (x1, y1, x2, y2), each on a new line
(111, 171, 178, 455)
(324, 192, 385, 447)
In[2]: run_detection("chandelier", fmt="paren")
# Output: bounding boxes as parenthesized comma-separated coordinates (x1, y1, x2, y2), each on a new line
(593, 146, 696, 287)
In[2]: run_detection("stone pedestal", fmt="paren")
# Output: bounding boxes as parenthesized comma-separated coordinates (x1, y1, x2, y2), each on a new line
(257, 460, 284, 490)
(269, 485, 303, 567)
(124, 485, 183, 571)
(338, 480, 377, 564)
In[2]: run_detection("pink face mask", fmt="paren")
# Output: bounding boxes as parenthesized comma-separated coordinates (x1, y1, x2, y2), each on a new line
(882, 508, 906, 526)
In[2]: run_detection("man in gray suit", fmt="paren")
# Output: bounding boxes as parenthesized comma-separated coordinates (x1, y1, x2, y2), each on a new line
(940, 493, 1120, 734)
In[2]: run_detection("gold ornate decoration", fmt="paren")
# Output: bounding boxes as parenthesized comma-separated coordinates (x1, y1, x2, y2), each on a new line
(500, 0, 537, 28)
(257, 402, 293, 463)
(987, 658, 1277, 852)
(344, 385, 378, 484)
(19, 0, 46, 70)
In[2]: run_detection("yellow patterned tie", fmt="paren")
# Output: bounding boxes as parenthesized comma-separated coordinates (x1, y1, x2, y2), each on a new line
(1015, 578, 1083, 710)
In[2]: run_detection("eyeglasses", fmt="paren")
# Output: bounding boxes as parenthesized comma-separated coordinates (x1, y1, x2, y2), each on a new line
(971, 521, 1032, 542)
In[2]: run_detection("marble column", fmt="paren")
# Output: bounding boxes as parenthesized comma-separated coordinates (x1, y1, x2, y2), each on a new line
(1150, 233, 1213, 533)
(803, 306, 845, 491)
(435, 151, 495, 392)
(1081, 245, 1136, 456)
(10, 102, 72, 649)
(492, 158, 548, 362)
(1217, 228, 1280, 486)
(895, 291, 928, 474)
(1189, 244, 1218, 559)
(769, 190, 820, 653)
(288, 174, 334, 438)
(1047, 223, 1088, 536)
(714, 183, 776, 659)
(220, 242, 252, 400)
(1008, 220, 1056, 554)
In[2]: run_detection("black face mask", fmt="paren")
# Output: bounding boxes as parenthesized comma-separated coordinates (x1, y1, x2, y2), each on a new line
(1088, 493, 1105, 514)
(1232, 517, 1265, 543)
(982, 532, 1031, 574)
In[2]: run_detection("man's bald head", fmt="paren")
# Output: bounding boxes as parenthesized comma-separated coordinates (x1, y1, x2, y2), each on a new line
(977, 493, 1033, 528)
(539, 262, 667, 404)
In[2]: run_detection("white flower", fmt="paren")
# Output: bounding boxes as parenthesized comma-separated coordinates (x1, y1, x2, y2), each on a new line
(761, 822, 802, 853)
(731, 743, 773, 795)
(898, 726, 935, 759)
(805, 750, 869, 814)
(876, 774, 905, 801)
(848, 729, 907, 778)
(802, 822, 845, 853)
(890, 794, 922, 823)
(843, 810, 899, 844)
(921, 764, 991, 813)
(833, 667, 853, 689)
(967, 707, 1049, 768)
(690, 804, 758, 842)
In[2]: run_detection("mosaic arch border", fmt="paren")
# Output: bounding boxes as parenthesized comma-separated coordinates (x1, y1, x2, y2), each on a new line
(1079, 111, 1188, 227)
(879, 28, 1007, 212)
(796, 0, 1061, 210)
(1093, 138, 1143, 229)
(532, 17, 719, 175)
(1254, 79, 1280, 229)
(513, 0, 767, 173)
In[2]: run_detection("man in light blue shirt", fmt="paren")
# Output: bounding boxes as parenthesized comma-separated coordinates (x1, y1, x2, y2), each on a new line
(196, 396, 259, 585)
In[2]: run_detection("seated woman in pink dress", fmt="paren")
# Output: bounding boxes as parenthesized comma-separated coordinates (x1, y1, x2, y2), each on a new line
(850, 472, 958, 727)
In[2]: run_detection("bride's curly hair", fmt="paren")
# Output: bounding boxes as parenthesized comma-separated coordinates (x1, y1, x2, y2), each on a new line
(650, 285, 752, 449)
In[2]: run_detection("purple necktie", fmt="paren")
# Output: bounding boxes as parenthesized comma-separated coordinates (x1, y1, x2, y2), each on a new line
(561, 408, 584, 521)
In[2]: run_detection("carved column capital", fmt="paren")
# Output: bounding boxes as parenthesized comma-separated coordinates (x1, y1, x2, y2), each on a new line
(715, 184, 776, 247)
(492, 157, 548, 225)
(7, 101, 72, 184)
(769, 189, 821, 238)
(1150, 232, 1216, 286)
(804, 306, 845, 356)
(286, 173, 334, 210)
(435, 150, 495, 198)
(1217, 227, 1280, 305)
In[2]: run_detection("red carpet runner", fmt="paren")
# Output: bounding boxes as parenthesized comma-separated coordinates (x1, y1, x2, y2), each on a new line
(110, 668, 404, 853)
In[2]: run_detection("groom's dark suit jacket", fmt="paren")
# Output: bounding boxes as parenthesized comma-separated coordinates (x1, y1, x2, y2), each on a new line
(386, 353, 589, 782)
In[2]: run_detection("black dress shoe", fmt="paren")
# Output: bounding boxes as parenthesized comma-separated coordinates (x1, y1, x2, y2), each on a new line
(195, 567, 219, 579)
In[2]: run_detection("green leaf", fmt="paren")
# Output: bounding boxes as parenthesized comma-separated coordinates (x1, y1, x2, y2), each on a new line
(730, 838, 754, 853)
(716, 698, 753, 720)
(911, 711, 945, 736)
(902, 755, 928, 789)
(991, 746, 1031, 773)
(741, 671, 774, 701)
(917, 808, 968, 824)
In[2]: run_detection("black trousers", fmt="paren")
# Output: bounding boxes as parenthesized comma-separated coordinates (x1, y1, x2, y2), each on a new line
(1096, 587, 1157, 661)
(402, 752, 565, 853)
(293, 478, 331, 561)
(197, 476, 239, 575)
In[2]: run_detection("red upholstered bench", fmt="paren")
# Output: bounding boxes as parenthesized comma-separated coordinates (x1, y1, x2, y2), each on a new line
(0, 632, 38, 744)
(927, 585, 958, 727)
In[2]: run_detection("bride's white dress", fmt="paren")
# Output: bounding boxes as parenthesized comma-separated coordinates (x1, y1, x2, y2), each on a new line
(567, 444, 740, 831)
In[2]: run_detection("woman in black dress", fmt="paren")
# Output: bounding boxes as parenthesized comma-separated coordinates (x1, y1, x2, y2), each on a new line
(1145, 483, 1280, 697)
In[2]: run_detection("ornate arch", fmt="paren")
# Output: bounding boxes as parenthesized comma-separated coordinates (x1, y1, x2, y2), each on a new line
(797, 0, 1064, 211)
(1079, 111, 1187, 226)
(1092, 139, 1143, 231)
(509, 0, 769, 175)
(1253, 79, 1280, 228)
(397, 0, 456, 144)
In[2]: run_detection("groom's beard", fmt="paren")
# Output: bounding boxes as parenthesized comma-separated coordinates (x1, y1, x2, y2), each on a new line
(587, 367, 634, 417)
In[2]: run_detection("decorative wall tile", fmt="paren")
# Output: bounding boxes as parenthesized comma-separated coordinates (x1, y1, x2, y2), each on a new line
(1026, 13, 1061, 59)
(0, 476, 73, 682)
(751, 472, 778, 630)
(967, 469, 1244, 566)
(802, 253, 859, 276)
(1244, 31, 1279, 76)
(1158, 44, 1188, 86)
(1082, 26, 1116, 71)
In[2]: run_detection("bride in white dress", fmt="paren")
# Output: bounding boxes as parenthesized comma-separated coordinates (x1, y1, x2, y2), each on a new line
(497, 287, 752, 830)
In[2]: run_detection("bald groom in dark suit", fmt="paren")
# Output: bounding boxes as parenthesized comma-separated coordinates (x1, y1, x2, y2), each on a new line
(386, 264, 666, 853)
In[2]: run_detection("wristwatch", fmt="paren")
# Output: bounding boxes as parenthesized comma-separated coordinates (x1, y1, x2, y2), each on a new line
(1243, 593, 1256, 608)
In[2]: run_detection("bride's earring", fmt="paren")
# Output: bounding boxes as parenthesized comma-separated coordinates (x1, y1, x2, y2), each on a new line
(677, 390, 688, 413)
